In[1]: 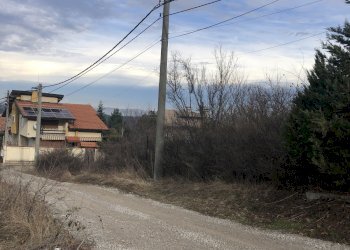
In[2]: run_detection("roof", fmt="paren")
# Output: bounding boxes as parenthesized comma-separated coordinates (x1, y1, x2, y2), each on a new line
(15, 100, 108, 131)
(0, 117, 6, 133)
(10, 90, 64, 100)
(66, 136, 80, 143)
(16, 100, 64, 110)
(15, 100, 75, 121)
(62, 104, 108, 131)
(80, 142, 98, 148)
(15, 101, 74, 121)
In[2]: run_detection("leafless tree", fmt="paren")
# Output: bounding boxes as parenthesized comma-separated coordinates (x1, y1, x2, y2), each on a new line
(165, 48, 296, 181)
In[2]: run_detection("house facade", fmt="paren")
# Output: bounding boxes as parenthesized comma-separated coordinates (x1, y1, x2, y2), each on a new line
(1, 90, 108, 162)
(0, 117, 5, 148)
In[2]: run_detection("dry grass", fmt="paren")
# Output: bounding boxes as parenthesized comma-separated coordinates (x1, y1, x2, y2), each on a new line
(0, 173, 91, 249)
(72, 171, 350, 245)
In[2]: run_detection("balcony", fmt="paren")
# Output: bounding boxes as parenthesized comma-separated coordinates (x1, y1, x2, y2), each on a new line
(41, 128, 66, 141)
(41, 128, 65, 134)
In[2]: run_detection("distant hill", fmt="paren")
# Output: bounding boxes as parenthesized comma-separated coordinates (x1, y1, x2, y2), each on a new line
(104, 108, 147, 117)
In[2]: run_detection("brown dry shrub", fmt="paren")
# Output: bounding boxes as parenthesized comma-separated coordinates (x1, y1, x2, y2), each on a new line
(0, 174, 89, 249)
(35, 149, 85, 177)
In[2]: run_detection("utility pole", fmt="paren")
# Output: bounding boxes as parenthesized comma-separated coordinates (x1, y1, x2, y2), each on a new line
(154, 0, 170, 180)
(34, 84, 42, 164)
(3, 91, 10, 162)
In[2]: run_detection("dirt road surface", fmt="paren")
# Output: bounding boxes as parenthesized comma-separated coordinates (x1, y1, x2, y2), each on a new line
(3, 169, 349, 250)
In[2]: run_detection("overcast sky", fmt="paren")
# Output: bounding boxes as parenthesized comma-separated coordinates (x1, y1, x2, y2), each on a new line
(0, 0, 348, 109)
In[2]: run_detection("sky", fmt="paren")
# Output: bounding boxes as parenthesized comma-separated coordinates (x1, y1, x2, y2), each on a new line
(0, 0, 348, 110)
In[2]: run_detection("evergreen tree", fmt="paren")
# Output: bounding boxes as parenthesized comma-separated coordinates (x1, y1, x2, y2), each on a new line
(109, 108, 123, 131)
(285, 21, 350, 191)
(97, 101, 107, 124)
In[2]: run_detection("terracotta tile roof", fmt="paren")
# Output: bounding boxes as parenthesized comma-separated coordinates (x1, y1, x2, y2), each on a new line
(16, 100, 64, 110)
(66, 136, 81, 143)
(80, 142, 98, 148)
(0, 117, 6, 133)
(62, 103, 108, 131)
(15, 100, 108, 131)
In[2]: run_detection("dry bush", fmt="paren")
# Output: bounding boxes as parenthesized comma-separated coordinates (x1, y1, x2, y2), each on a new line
(36, 149, 85, 177)
(94, 112, 156, 179)
(92, 50, 295, 182)
(0, 173, 88, 249)
(165, 49, 296, 182)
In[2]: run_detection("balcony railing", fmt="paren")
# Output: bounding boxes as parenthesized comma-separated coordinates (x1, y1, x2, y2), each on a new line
(41, 128, 65, 134)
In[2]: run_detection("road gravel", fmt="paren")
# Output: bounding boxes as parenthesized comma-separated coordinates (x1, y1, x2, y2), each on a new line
(3, 169, 349, 250)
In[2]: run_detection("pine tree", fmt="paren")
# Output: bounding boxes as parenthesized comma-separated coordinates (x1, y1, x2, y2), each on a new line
(97, 101, 107, 124)
(109, 108, 123, 131)
(285, 21, 350, 191)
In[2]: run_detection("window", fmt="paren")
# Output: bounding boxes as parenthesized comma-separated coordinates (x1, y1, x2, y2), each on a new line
(42, 120, 59, 130)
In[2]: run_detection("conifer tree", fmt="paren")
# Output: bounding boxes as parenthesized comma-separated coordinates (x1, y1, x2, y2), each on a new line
(97, 101, 107, 124)
(109, 108, 123, 131)
(285, 21, 350, 190)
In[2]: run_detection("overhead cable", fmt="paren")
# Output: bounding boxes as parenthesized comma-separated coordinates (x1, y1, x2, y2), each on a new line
(170, 0, 281, 39)
(65, 40, 161, 97)
(43, 0, 174, 89)
(48, 0, 223, 93)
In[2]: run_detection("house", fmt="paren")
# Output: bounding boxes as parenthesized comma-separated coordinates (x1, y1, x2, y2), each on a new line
(165, 109, 202, 127)
(0, 117, 5, 147)
(1, 90, 108, 163)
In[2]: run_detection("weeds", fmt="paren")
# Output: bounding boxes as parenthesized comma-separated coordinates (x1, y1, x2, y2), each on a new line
(0, 171, 91, 249)
(36, 149, 85, 178)
(72, 172, 350, 245)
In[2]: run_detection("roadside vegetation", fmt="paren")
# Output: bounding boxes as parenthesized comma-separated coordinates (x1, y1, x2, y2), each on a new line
(0, 171, 90, 249)
(33, 21, 350, 245)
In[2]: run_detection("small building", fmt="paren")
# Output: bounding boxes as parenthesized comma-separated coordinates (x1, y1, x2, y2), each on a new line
(1, 90, 108, 163)
(0, 117, 5, 147)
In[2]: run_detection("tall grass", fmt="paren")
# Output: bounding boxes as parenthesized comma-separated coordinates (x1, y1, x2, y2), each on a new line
(0, 172, 88, 249)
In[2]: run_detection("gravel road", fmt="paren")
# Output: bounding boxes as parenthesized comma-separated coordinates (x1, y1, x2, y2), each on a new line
(3, 169, 349, 250)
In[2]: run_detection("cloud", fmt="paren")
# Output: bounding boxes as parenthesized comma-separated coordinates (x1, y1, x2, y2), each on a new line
(0, 0, 349, 108)
(0, 0, 143, 53)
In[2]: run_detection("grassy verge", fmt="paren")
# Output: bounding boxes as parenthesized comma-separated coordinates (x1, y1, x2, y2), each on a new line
(68, 171, 350, 245)
(0, 173, 91, 249)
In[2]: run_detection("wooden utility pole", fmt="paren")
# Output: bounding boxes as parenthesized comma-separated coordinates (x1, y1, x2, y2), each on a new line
(154, 0, 170, 180)
(34, 84, 42, 164)
(3, 91, 10, 162)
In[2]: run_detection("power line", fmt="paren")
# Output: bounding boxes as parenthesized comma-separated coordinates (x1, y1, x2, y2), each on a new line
(190, 31, 325, 62)
(48, 0, 223, 93)
(49, 17, 162, 93)
(43, 0, 173, 89)
(242, 31, 326, 54)
(57, 0, 282, 97)
(170, 0, 323, 35)
(170, 0, 281, 39)
(65, 39, 161, 97)
(169, 0, 221, 16)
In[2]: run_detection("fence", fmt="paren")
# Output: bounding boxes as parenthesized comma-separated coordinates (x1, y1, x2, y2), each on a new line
(2, 146, 98, 163)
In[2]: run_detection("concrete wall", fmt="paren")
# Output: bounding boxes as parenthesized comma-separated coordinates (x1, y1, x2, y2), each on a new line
(19, 117, 67, 138)
(3, 146, 36, 162)
(2, 146, 95, 163)
(19, 116, 35, 138)
(67, 131, 102, 141)
(29, 92, 59, 104)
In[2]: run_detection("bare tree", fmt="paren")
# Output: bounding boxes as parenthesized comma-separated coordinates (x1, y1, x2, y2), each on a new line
(165, 48, 296, 181)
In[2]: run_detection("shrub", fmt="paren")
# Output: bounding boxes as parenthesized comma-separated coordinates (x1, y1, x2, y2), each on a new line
(94, 112, 156, 178)
(0, 174, 85, 249)
(36, 149, 85, 176)
(164, 50, 294, 182)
